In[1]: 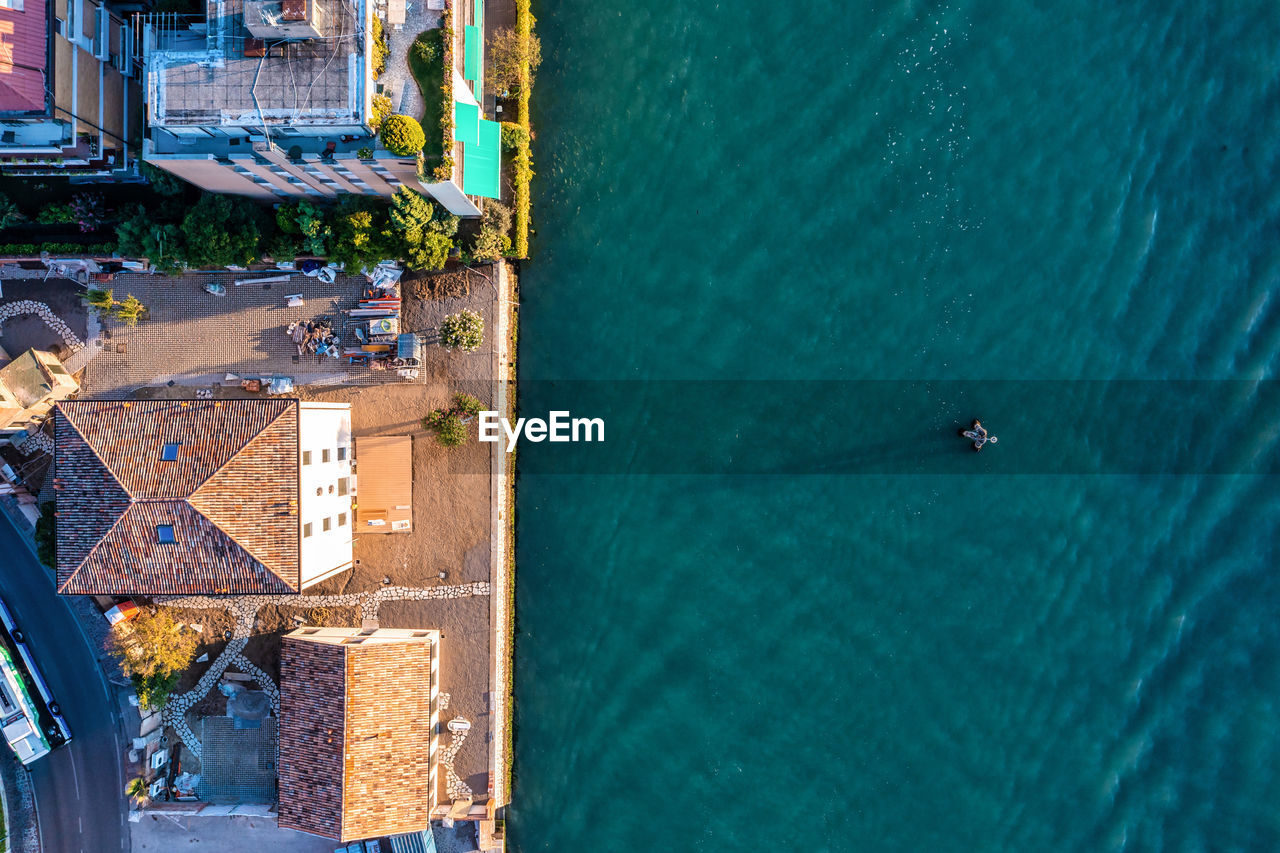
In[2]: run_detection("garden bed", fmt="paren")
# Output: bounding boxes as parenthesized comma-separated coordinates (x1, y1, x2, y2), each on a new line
(410, 28, 447, 165)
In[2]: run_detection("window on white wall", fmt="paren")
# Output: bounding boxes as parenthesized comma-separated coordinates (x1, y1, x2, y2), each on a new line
(303, 450, 312, 465)
(337, 477, 349, 496)
(338, 512, 347, 526)
(322, 448, 331, 463)
(322, 517, 332, 532)
(303, 522, 313, 538)
(337, 446, 347, 461)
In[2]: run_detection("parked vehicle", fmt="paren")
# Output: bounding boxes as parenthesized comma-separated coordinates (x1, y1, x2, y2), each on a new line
(0, 597, 71, 764)
(104, 599, 140, 627)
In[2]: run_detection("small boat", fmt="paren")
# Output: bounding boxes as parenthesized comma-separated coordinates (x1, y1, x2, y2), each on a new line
(961, 419, 997, 451)
(203, 281, 226, 296)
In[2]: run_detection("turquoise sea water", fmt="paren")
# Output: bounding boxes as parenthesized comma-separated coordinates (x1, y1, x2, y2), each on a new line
(513, 2, 1280, 850)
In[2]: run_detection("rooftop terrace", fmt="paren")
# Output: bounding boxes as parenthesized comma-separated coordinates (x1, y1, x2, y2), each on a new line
(146, 0, 370, 129)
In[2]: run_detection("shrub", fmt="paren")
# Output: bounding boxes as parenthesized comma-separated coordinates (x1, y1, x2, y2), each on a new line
(470, 201, 512, 262)
(0, 193, 26, 229)
(439, 309, 483, 352)
(36, 202, 76, 225)
(370, 93, 393, 131)
(371, 16, 389, 79)
(455, 393, 482, 416)
(34, 502, 55, 568)
(69, 192, 105, 232)
(84, 287, 115, 315)
(357, 146, 374, 159)
(500, 122, 529, 150)
(380, 114, 426, 155)
(487, 26, 542, 95)
(423, 408, 468, 447)
(412, 30, 441, 65)
(112, 294, 147, 326)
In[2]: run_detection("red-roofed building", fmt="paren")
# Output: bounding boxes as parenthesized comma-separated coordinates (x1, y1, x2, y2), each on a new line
(52, 399, 354, 595)
(0, 0, 142, 176)
(277, 627, 441, 842)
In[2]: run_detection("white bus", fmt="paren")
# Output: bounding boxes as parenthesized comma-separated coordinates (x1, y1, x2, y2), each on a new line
(0, 597, 71, 765)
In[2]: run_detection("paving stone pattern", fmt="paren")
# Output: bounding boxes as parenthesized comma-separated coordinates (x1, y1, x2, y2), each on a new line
(81, 272, 412, 398)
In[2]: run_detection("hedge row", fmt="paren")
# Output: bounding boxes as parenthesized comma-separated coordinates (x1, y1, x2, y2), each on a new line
(0, 242, 115, 256)
(511, 0, 534, 259)
(433, 0, 457, 182)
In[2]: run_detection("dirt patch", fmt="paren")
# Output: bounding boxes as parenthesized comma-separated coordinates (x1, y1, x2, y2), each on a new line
(407, 268, 473, 301)
(162, 607, 235, 694)
(379, 596, 491, 800)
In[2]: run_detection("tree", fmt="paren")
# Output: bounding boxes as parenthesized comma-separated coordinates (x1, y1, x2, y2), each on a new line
(126, 777, 149, 806)
(390, 187, 436, 234)
(439, 309, 483, 352)
(116, 206, 183, 270)
(108, 609, 199, 710)
(140, 162, 189, 196)
(380, 114, 426, 155)
(487, 27, 542, 95)
(83, 287, 115, 315)
(112, 294, 147, 327)
(406, 231, 453, 271)
(182, 194, 265, 268)
(328, 199, 397, 272)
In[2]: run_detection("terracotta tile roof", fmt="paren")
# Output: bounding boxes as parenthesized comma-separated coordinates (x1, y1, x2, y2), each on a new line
(278, 633, 438, 841)
(0, 0, 48, 113)
(53, 400, 301, 595)
(277, 639, 345, 837)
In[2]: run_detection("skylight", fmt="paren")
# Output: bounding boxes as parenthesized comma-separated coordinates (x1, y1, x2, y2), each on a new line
(161, 443, 179, 461)
(156, 525, 176, 544)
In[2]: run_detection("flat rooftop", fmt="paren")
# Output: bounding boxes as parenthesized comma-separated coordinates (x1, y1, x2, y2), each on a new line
(147, 0, 367, 128)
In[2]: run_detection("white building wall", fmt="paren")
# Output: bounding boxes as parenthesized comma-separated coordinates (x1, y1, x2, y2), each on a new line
(297, 402, 354, 588)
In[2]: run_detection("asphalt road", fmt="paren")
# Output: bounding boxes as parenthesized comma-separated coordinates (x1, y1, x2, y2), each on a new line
(0, 512, 128, 853)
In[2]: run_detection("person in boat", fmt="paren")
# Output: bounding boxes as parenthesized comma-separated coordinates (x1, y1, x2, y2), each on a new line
(961, 419, 997, 451)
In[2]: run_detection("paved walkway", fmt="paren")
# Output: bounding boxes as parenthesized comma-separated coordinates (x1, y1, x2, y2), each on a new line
(81, 271, 405, 398)
(379, 6, 444, 120)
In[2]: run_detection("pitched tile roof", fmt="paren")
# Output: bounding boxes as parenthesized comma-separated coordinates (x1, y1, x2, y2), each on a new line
(278, 632, 438, 841)
(53, 400, 301, 595)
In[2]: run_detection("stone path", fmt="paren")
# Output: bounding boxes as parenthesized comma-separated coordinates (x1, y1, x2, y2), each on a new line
(159, 582, 490, 759)
(0, 299, 86, 354)
(439, 720, 473, 800)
